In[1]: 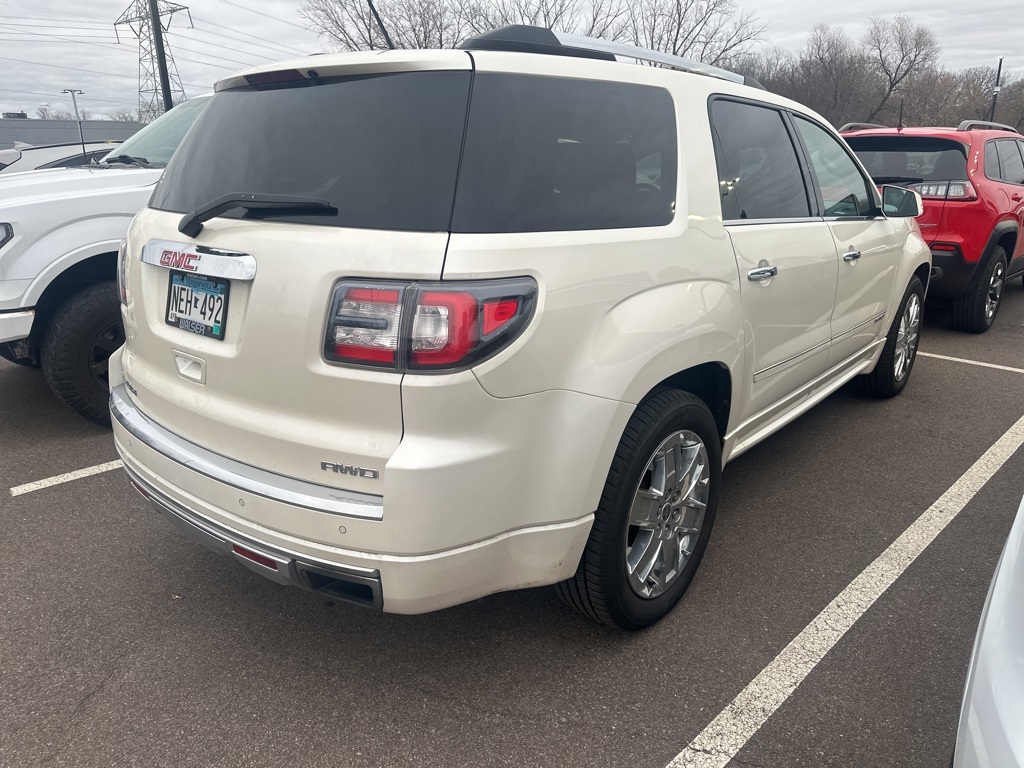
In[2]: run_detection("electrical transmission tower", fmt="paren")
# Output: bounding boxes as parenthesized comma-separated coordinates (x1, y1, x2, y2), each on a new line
(115, 0, 191, 123)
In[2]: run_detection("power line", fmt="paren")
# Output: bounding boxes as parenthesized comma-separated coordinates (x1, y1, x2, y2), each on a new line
(0, 87, 138, 107)
(213, 0, 311, 32)
(0, 55, 207, 90)
(189, 14, 311, 56)
(183, 24, 306, 60)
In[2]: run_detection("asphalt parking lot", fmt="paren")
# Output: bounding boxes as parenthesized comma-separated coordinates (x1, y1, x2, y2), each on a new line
(2, 284, 1024, 768)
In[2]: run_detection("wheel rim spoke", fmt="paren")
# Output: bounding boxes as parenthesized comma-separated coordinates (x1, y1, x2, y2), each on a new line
(625, 429, 711, 599)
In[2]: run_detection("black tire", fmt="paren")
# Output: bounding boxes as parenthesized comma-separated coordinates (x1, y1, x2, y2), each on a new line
(555, 389, 721, 630)
(860, 276, 924, 399)
(0, 341, 40, 368)
(951, 247, 1006, 333)
(41, 282, 124, 425)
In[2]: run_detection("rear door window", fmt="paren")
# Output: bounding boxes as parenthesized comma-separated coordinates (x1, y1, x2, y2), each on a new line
(711, 100, 811, 220)
(451, 74, 677, 233)
(996, 140, 1024, 185)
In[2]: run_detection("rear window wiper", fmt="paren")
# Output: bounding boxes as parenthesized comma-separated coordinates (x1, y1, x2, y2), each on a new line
(178, 193, 338, 237)
(103, 154, 151, 168)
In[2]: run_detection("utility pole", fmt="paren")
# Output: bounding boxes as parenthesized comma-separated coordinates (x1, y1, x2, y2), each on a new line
(115, 0, 189, 122)
(989, 57, 1004, 122)
(62, 88, 87, 162)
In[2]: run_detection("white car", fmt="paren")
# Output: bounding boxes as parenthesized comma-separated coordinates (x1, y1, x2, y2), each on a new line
(0, 95, 210, 422)
(111, 28, 930, 629)
(953, 494, 1024, 767)
(0, 141, 122, 175)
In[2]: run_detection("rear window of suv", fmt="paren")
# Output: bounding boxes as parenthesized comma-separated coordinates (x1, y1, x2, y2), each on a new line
(152, 71, 676, 233)
(846, 136, 968, 184)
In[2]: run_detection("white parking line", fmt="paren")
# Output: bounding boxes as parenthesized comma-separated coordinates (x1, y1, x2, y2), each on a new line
(9, 460, 124, 497)
(668, 411, 1024, 768)
(918, 351, 1024, 375)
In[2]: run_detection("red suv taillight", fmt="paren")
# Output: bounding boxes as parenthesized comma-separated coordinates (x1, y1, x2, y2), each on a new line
(913, 180, 977, 201)
(324, 277, 537, 371)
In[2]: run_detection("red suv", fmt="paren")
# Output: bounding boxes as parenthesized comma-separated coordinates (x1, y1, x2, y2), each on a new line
(843, 121, 1024, 332)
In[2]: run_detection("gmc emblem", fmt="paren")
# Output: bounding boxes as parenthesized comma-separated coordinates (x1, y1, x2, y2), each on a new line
(159, 249, 200, 271)
(320, 461, 379, 479)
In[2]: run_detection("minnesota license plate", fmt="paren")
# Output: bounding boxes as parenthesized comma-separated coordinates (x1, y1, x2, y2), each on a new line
(165, 271, 229, 340)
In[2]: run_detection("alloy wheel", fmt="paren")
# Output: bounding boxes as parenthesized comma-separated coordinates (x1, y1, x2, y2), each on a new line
(986, 261, 1005, 321)
(625, 430, 710, 598)
(894, 292, 921, 382)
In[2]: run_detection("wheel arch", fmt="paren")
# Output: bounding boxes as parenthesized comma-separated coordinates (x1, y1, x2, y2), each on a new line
(22, 251, 117, 363)
(653, 362, 732, 443)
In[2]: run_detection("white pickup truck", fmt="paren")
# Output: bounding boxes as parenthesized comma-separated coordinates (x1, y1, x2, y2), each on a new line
(0, 95, 209, 423)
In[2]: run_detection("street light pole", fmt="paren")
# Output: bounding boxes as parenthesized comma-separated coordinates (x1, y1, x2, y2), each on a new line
(62, 88, 87, 162)
(989, 57, 1004, 122)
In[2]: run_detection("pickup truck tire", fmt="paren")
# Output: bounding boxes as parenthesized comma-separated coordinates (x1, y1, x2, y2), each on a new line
(41, 281, 123, 425)
(951, 247, 1006, 333)
(555, 389, 721, 630)
(860, 276, 924, 399)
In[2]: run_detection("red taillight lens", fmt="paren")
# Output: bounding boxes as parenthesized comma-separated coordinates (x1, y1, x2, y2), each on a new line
(913, 180, 976, 201)
(323, 278, 536, 372)
(325, 284, 403, 366)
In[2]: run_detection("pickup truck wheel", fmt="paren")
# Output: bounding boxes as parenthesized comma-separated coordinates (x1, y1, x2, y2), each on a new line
(951, 247, 1006, 333)
(860, 275, 923, 399)
(555, 389, 721, 630)
(41, 282, 123, 425)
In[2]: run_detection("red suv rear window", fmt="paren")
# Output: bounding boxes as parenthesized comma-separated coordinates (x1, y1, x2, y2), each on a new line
(847, 136, 967, 184)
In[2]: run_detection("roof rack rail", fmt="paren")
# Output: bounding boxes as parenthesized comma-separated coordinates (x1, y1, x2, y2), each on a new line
(458, 25, 764, 90)
(956, 119, 1019, 133)
(838, 122, 888, 132)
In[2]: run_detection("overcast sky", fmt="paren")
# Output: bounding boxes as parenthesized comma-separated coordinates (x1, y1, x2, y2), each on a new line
(0, 0, 1020, 119)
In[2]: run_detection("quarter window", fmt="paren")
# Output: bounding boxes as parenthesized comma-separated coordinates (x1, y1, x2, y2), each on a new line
(984, 141, 1001, 181)
(793, 117, 874, 217)
(996, 140, 1024, 185)
(711, 100, 810, 221)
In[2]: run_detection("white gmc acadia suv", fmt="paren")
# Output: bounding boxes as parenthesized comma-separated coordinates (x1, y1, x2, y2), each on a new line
(0, 96, 209, 423)
(110, 27, 931, 629)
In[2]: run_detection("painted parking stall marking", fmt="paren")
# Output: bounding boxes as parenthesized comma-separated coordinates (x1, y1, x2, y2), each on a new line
(918, 351, 1024, 375)
(667, 411, 1024, 768)
(9, 460, 124, 497)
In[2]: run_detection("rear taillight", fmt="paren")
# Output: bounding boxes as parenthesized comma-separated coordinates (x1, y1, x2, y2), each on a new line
(324, 278, 536, 372)
(913, 180, 977, 201)
(117, 238, 128, 306)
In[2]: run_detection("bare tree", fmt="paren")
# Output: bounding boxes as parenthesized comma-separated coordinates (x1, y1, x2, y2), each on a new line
(35, 105, 73, 120)
(106, 108, 140, 122)
(302, 0, 762, 65)
(863, 15, 939, 122)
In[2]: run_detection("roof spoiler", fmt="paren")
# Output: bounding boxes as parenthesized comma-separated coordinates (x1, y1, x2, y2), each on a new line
(458, 26, 765, 89)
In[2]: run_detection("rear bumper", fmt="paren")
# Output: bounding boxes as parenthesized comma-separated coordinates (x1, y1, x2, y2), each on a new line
(111, 383, 596, 614)
(928, 249, 983, 298)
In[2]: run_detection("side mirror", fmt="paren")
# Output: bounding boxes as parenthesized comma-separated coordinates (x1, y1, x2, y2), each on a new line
(880, 184, 923, 218)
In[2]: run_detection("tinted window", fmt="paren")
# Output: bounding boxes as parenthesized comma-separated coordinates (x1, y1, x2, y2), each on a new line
(711, 100, 810, 220)
(996, 140, 1024, 185)
(847, 136, 968, 183)
(451, 75, 676, 233)
(985, 141, 1001, 181)
(794, 117, 874, 217)
(152, 73, 471, 231)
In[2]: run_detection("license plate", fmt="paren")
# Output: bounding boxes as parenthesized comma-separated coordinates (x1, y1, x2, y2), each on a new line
(165, 271, 229, 340)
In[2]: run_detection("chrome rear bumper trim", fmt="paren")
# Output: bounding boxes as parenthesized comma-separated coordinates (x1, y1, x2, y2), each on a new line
(110, 385, 384, 520)
(123, 463, 383, 609)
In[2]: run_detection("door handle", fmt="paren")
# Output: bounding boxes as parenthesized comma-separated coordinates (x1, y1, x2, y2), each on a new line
(747, 265, 778, 281)
(1012, 193, 1022, 202)
(843, 250, 862, 262)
